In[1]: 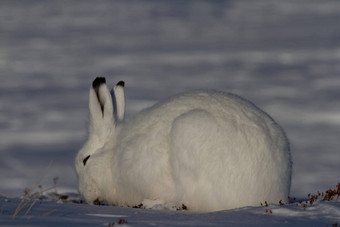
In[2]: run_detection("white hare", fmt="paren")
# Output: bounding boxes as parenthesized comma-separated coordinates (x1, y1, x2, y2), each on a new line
(75, 77, 292, 212)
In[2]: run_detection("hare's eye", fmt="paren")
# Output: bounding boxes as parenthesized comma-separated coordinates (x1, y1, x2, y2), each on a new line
(83, 155, 91, 166)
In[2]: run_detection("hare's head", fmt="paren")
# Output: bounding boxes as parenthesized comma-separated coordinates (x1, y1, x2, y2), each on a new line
(75, 77, 125, 204)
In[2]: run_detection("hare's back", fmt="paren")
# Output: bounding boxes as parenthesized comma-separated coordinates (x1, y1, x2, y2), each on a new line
(148, 90, 277, 127)
(123, 90, 284, 139)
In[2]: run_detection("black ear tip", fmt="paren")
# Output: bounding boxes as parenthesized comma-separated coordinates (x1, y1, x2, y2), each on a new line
(92, 77, 106, 88)
(117, 81, 125, 87)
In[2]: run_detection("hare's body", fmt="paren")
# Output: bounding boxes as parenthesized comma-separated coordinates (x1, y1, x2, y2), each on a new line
(76, 78, 292, 212)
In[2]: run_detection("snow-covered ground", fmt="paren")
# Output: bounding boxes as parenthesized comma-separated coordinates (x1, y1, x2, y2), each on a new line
(1, 0, 340, 225)
(1, 187, 340, 226)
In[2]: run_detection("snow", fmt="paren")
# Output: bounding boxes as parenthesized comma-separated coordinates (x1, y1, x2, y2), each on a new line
(1, 0, 340, 225)
(1, 194, 340, 226)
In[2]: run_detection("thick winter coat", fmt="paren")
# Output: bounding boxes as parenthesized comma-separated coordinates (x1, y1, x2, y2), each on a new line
(75, 77, 292, 212)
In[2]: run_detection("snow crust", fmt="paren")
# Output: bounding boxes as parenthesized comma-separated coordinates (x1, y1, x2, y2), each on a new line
(1, 196, 339, 226)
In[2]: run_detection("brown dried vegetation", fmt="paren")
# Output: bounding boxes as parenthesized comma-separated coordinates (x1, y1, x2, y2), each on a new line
(118, 218, 128, 224)
(107, 218, 128, 226)
(177, 204, 188, 211)
(279, 200, 284, 206)
(262, 182, 340, 215)
(265, 209, 273, 214)
(323, 183, 340, 201)
(132, 203, 143, 208)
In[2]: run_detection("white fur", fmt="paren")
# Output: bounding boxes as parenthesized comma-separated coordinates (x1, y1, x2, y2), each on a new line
(76, 78, 292, 212)
(111, 82, 125, 121)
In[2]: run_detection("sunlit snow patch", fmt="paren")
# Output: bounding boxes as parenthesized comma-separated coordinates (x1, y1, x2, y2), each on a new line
(86, 213, 128, 218)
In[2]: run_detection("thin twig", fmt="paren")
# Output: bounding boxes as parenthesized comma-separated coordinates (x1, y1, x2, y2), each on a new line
(42, 209, 57, 217)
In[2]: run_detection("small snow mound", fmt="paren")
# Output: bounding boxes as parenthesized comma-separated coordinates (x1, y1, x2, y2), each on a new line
(141, 199, 178, 211)
(86, 213, 128, 218)
(270, 201, 340, 221)
(142, 199, 168, 210)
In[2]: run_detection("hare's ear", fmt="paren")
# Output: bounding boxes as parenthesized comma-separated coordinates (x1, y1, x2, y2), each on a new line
(111, 81, 125, 122)
(89, 77, 115, 140)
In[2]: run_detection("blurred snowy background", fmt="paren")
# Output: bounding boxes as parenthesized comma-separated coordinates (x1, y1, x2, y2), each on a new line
(0, 0, 340, 199)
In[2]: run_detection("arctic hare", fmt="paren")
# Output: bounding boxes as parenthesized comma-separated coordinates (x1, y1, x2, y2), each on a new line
(75, 77, 292, 212)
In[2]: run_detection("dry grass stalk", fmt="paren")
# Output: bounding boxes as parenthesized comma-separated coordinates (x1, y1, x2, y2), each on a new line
(12, 161, 53, 219)
(13, 186, 55, 219)
(42, 209, 57, 217)
(24, 200, 37, 216)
